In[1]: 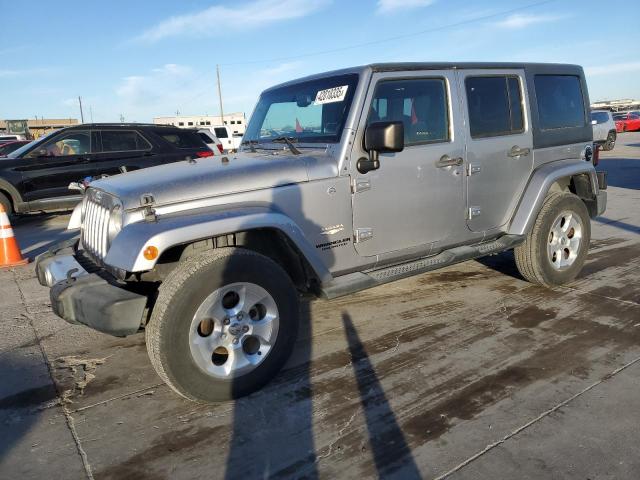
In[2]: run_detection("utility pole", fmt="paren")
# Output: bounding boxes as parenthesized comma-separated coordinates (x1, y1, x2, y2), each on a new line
(120, 114, 125, 123)
(78, 96, 85, 123)
(90, 106, 94, 123)
(216, 64, 224, 124)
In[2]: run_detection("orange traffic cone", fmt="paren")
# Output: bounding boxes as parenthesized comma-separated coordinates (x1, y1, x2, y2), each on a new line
(0, 204, 28, 268)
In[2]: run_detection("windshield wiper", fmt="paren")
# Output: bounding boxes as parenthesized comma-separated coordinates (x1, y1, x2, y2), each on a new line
(271, 136, 301, 155)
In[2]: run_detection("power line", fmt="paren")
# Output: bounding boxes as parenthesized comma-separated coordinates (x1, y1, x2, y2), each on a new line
(220, 0, 559, 67)
(176, 0, 559, 113)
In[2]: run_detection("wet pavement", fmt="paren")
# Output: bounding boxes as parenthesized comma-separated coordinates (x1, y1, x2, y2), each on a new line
(1, 133, 639, 479)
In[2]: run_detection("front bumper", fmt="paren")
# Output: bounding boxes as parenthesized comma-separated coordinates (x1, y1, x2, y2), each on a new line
(36, 240, 146, 337)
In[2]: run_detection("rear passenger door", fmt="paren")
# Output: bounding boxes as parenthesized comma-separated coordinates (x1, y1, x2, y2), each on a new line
(459, 70, 533, 232)
(90, 129, 156, 177)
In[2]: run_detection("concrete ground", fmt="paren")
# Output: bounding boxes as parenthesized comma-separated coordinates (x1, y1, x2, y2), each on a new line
(1, 133, 639, 480)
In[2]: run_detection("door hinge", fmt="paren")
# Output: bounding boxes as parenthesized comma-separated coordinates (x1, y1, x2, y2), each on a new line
(352, 177, 371, 193)
(468, 207, 482, 219)
(354, 228, 373, 243)
(468, 164, 481, 175)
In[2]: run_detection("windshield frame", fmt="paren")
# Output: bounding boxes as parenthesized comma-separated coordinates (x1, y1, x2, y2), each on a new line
(6, 129, 60, 158)
(243, 73, 360, 146)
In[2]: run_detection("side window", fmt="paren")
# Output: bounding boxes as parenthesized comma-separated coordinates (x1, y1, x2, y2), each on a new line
(156, 129, 204, 148)
(214, 127, 228, 138)
(197, 132, 212, 144)
(33, 130, 91, 157)
(100, 131, 151, 152)
(534, 75, 585, 130)
(367, 78, 449, 146)
(465, 76, 524, 138)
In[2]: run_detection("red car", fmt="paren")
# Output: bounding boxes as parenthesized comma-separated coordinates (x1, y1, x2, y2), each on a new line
(613, 112, 640, 133)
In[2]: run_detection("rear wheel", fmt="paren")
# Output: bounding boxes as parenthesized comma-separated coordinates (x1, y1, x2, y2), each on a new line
(146, 247, 299, 402)
(602, 131, 616, 151)
(515, 192, 590, 287)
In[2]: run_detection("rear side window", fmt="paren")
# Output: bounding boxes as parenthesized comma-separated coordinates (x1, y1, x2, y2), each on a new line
(100, 130, 151, 152)
(197, 132, 213, 144)
(368, 77, 450, 146)
(465, 76, 524, 138)
(214, 127, 228, 138)
(535, 75, 585, 130)
(155, 129, 204, 149)
(591, 111, 610, 124)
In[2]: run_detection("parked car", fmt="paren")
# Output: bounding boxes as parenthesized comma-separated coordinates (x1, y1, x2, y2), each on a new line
(0, 140, 30, 156)
(0, 123, 212, 215)
(212, 125, 242, 152)
(37, 62, 606, 403)
(613, 112, 640, 132)
(195, 129, 224, 154)
(590, 110, 616, 151)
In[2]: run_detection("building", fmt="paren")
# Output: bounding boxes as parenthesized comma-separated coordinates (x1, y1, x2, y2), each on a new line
(591, 99, 640, 112)
(153, 113, 247, 135)
(0, 118, 79, 139)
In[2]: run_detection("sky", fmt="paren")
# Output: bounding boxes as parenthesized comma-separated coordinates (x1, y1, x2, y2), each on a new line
(1, 0, 639, 123)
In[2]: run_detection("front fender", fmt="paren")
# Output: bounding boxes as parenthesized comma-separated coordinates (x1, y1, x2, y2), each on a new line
(104, 204, 332, 284)
(508, 159, 599, 236)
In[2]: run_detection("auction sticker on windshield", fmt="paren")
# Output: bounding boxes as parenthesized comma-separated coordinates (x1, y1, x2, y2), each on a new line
(314, 85, 349, 105)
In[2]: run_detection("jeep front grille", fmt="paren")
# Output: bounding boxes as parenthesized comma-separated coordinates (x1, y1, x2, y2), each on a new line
(81, 191, 112, 260)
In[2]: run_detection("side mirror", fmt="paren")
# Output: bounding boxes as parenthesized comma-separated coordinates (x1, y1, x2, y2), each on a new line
(358, 121, 404, 174)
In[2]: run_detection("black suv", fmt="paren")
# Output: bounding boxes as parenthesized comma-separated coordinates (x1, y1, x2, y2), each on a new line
(0, 123, 213, 214)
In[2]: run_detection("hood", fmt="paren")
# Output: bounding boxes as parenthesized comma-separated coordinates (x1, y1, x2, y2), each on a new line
(90, 149, 336, 210)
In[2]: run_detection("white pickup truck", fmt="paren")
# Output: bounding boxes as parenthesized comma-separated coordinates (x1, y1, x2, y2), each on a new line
(211, 125, 242, 152)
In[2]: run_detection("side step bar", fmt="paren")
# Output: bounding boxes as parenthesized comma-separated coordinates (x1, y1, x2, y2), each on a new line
(320, 234, 524, 299)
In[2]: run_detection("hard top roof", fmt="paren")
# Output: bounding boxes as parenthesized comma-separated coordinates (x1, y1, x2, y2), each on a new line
(265, 61, 584, 92)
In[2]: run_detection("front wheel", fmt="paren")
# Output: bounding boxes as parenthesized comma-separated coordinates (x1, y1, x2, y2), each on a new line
(146, 247, 299, 402)
(514, 192, 591, 287)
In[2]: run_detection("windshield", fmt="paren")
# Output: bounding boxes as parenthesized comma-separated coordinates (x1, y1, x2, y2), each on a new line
(591, 111, 609, 124)
(244, 73, 359, 144)
(7, 130, 59, 158)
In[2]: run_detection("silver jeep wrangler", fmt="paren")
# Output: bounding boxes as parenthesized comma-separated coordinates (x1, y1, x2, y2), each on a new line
(37, 62, 607, 402)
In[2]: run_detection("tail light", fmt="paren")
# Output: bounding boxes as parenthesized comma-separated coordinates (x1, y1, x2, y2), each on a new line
(196, 150, 214, 158)
(216, 143, 224, 154)
(593, 144, 600, 167)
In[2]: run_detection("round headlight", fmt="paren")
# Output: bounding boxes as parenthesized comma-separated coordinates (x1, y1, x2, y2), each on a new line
(108, 205, 123, 243)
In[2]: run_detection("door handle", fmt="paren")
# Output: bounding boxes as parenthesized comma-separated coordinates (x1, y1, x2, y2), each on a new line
(436, 155, 463, 168)
(77, 156, 90, 163)
(508, 145, 531, 157)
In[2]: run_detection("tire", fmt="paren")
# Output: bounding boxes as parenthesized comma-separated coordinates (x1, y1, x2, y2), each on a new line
(146, 247, 299, 402)
(0, 192, 12, 215)
(514, 192, 591, 287)
(602, 131, 616, 151)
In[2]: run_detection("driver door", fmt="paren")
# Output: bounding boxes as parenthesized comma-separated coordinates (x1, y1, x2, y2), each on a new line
(18, 129, 94, 207)
(351, 71, 466, 258)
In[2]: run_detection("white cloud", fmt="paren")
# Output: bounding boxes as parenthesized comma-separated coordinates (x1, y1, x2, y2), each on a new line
(376, 0, 435, 14)
(136, 0, 331, 43)
(0, 68, 51, 77)
(259, 61, 302, 77)
(113, 63, 216, 121)
(585, 62, 640, 77)
(493, 13, 562, 29)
